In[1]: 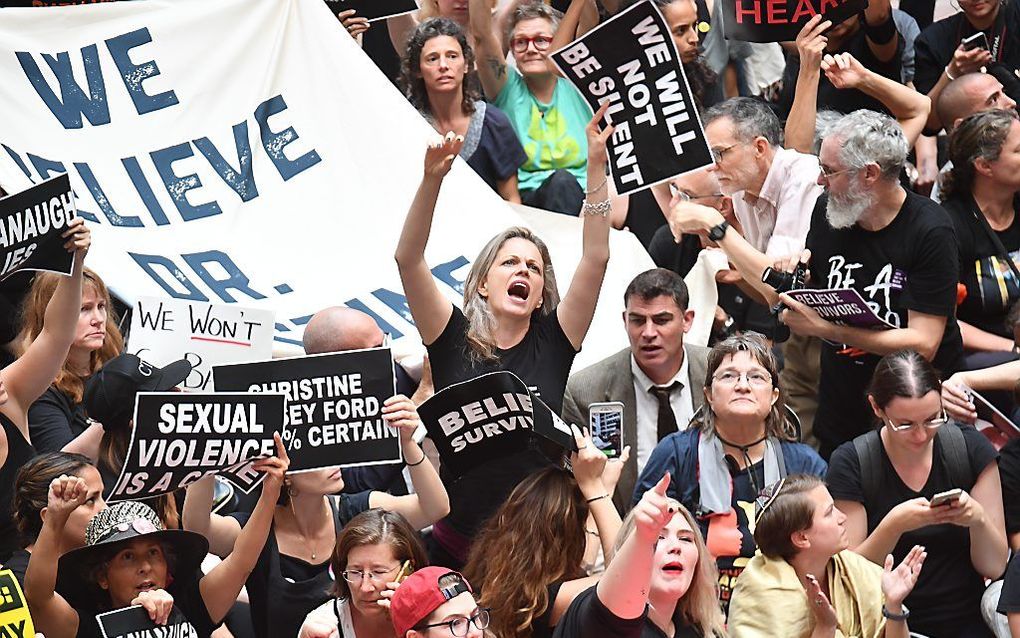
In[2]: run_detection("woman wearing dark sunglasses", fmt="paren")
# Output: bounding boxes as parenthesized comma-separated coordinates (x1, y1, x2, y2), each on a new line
(826, 349, 1008, 637)
(729, 474, 926, 638)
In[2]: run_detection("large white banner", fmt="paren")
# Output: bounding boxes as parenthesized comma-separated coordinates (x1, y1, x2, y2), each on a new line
(0, 0, 652, 371)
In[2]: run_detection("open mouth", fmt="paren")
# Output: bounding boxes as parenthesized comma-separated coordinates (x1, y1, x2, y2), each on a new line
(662, 562, 685, 574)
(508, 281, 530, 302)
(136, 581, 157, 593)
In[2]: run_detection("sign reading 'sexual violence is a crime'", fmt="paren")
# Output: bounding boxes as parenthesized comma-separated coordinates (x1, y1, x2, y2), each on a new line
(109, 392, 285, 501)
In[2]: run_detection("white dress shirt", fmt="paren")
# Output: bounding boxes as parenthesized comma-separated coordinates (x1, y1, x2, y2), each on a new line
(631, 349, 695, 473)
(731, 147, 822, 258)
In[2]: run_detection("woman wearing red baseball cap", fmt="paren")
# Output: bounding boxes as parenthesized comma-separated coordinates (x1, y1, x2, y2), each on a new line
(390, 567, 489, 638)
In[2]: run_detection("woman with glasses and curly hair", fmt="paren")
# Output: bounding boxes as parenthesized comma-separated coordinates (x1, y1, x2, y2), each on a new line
(729, 474, 926, 638)
(826, 349, 1008, 637)
(634, 332, 826, 616)
(298, 509, 429, 638)
(398, 18, 526, 201)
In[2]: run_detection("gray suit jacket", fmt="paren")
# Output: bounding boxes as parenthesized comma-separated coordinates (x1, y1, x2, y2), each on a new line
(562, 345, 710, 513)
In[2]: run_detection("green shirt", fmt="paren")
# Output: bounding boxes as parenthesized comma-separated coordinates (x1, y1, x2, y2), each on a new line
(494, 70, 590, 192)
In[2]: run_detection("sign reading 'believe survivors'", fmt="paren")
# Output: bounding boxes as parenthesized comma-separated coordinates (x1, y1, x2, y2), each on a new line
(550, 0, 712, 196)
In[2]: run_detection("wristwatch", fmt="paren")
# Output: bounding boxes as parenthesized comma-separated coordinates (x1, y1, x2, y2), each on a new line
(708, 220, 729, 242)
(881, 604, 909, 621)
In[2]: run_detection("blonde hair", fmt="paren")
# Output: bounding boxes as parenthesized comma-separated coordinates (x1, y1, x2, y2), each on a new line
(462, 227, 559, 361)
(614, 499, 726, 637)
(19, 267, 124, 403)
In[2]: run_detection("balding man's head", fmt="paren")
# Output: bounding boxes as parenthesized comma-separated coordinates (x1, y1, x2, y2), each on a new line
(937, 72, 1016, 132)
(303, 307, 385, 354)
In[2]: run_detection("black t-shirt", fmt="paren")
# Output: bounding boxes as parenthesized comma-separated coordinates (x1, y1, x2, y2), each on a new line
(552, 586, 702, 638)
(427, 306, 577, 415)
(648, 227, 702, 277)
(74, 571, 217, 638)
(944, 194, 1020, 338)
(997, 553, 1020, 615)
(0, 414, 36, 561)
(806, 192, 964, 455)
(230, 491, 371, 638)
(778, 20, 903, 117)
(914, 1, 1020, 99)
(427, 307, 574, 540)
(997, 437, 1020, 535)
(826, 425, 998, 637)
(532, 581, 564, 638)
(697, 461, 761, 617)
(28, 385, 91, 453)
(2, 549, 30, 591)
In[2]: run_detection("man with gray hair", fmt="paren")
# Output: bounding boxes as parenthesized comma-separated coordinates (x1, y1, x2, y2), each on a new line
(701, 97, 823, 259)
(774, 110, 962, 456)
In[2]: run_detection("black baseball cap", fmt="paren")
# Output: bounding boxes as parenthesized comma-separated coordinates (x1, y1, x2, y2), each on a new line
(83, 353, 192, 431)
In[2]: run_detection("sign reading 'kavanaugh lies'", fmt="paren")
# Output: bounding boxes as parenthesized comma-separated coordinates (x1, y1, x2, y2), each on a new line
(550, 0, 713, 196)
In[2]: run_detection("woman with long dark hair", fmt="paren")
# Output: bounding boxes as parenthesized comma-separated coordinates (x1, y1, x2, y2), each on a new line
(940, 109, 1020, 359)
(462, 430, 623, 638)
(826, 349, 1008, 637)
(399, 18, 526, 201)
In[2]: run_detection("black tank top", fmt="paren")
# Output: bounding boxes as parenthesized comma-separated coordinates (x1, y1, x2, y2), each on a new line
(0, 413, 35, 561)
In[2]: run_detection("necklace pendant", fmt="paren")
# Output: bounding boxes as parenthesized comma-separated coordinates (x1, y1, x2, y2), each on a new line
(311, 551, 317, 560)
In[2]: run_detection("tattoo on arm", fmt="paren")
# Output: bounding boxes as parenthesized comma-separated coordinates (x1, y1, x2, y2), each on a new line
(486, 57, 507, 80)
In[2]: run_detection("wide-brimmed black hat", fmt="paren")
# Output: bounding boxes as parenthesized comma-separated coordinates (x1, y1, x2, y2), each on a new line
(57, 501, 208, 604)
(84, 353, 192, 431)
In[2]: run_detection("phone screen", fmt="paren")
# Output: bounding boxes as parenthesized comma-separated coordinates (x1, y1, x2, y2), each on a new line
(590, 408, 623, 458)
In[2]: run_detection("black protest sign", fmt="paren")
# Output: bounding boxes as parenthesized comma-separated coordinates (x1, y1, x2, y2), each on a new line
(97, 605, 199, 638)
(108, 393, 284, 502)
(550, 1, 712, 196)
(0, 173, 76, 281)
(417, 372, 577, 480)
(325, 0, 418, 21)
(722, 0, 866, 42)
(213, 348, 400, 472)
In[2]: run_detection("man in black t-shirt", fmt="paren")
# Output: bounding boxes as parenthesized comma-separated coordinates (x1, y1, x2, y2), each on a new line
(774, 110, 964, 457)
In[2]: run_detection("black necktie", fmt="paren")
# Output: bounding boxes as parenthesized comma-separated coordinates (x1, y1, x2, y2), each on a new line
(651, 381, 683, 442)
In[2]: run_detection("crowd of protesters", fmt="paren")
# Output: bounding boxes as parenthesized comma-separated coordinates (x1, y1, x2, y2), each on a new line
(7, 0, 1020, 636)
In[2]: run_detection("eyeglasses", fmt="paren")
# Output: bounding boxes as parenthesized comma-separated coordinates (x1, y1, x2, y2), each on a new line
(754, 477, 787, 523)
(676, 190, 725, 202)
(419, 608, 491, 636)
(712, 370, 773, 387)
(340, 564, 401, 584)
(819, 164, 858, 179)
(710, 143, 739, 163)
(510, 35, 553, 53)
(882, 408, 950, 432)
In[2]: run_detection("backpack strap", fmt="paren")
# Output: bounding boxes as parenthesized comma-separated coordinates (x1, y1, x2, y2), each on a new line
(852, 430, 884, 505)
(936, 422, 971, 489)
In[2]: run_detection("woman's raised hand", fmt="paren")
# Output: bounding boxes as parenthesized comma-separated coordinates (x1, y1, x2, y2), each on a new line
(62, 217, 90, 258)
(252, 433, 290, 496)
(131, 589, 175, 625)
(424, 132, 464, 179)
(338, 9, 370, 39)
(881, 545, 926, 607)
(585, 101, 614, 168)
(46, 475, 88, 523)
(570, 424, 607, 496)
(382, 394, 421, 444)
(804, 573, 837, 634)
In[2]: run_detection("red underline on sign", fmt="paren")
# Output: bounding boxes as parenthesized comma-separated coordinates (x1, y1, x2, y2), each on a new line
(190, 336, 252, 347)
